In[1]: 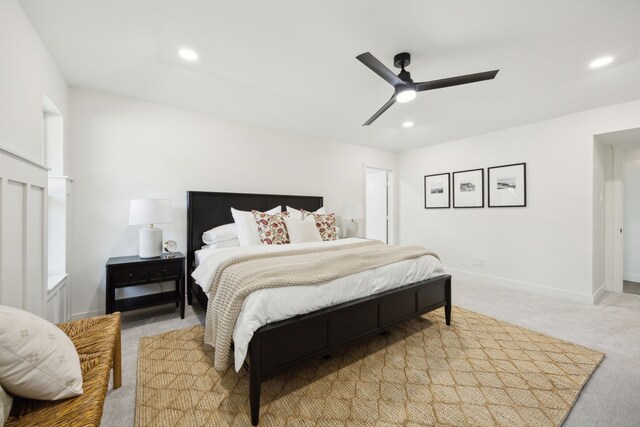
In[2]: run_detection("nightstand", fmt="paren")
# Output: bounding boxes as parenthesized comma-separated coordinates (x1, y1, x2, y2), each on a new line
(105, 253, 185, 318)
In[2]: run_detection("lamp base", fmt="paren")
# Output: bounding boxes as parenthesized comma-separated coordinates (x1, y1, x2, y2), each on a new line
(346, 220, 359, 238)
(139, 227, 163, 258)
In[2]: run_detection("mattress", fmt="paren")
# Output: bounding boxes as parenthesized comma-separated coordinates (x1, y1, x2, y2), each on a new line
(192, 238, 445, 371)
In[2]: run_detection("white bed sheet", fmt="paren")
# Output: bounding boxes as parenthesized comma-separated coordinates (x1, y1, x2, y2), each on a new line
(192, 238, 445, 371)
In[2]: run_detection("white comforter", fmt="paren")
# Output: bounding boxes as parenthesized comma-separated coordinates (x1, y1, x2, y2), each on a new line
(192, 238, 445, 371)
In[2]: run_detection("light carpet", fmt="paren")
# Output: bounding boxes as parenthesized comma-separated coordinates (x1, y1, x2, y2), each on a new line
(135, 306, 603, 426)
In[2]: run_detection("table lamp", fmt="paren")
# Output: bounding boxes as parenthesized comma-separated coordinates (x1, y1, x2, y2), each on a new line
(129, 199, 173, 258)
(343, 202, 364, 238)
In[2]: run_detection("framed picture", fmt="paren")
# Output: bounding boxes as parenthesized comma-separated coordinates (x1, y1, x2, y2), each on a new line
(452, 168, 484, 208)
(424, 173, 450, 209)
(488, 163, 526, 207)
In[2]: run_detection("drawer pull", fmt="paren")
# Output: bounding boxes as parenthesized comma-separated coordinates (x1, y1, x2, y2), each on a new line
(128, 273, 134, 277)
(162, 269, 167, 273)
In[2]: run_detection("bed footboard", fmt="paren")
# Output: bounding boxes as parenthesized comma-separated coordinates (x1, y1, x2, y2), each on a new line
(246, 274, 452, 426)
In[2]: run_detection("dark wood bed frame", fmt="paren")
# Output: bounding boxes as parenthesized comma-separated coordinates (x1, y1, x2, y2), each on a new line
(186, 191, 452, 425)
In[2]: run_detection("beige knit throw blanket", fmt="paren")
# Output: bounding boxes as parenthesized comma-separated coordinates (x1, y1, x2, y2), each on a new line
(204, 240, 439, 370)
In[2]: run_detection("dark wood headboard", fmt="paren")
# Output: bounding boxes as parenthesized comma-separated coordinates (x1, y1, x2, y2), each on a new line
(186, 191, 323, 272)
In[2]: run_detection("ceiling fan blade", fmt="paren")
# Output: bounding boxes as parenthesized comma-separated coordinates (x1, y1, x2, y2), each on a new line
(357, 52, 404, 87)
(416, 70, 499, 92)
(363, 95, 396, 126)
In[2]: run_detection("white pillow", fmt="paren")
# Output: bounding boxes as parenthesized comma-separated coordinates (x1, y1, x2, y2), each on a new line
(284, 216, 323, 243)
(231, 206, 281, 246)
(0, 384, 12, 425)
(202, 223, 238, 245)
(0, 305, 83, 400)
(286, 206, 326, 220)
(201, 238, 240, 250)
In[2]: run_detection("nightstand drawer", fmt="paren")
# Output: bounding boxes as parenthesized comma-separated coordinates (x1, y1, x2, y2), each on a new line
(112, 265, 147, 285)
(148, 262, 180, 280)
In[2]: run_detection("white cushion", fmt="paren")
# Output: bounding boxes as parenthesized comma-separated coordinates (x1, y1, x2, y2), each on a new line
(232, 206, 280, 246)
(286, 206, 325, 220)
(201, 238, 240, 249)
(0, 305, 83, 400)
(284, 216, 323, 243)
(0, 384, 12, 426)
(202, 223, 238, 245)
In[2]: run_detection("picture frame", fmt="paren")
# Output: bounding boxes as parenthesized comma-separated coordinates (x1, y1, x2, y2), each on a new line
(488, 163, 527, 207)
(452, 168, 484, 208)
(424, 173, 450, 209)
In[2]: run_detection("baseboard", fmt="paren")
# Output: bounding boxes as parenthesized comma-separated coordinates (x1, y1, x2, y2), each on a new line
(592, 283, 606, 304)
(623, 273, 640, 283)
(446, 268, 596, 304)
(71, 309, 104, 320)
(71, 303, 181, 320)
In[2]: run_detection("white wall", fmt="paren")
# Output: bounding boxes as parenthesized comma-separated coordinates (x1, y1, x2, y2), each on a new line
(0, 0, 68, 163)
(398, 99, 640, 303)
(68, 88, 396, 317)
(0, 0, 68, 316)
(623, 147, 640, 282)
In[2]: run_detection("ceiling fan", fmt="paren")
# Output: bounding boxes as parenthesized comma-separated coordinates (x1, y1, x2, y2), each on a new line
(356, 52, 499, 126)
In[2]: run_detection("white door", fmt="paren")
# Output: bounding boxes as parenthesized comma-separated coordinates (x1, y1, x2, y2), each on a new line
(365, 168, 389, 243)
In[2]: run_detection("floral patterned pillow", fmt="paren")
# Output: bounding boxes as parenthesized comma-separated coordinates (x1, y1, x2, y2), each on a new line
(300, 210, 337, 241)
(252, 210, 290, 245)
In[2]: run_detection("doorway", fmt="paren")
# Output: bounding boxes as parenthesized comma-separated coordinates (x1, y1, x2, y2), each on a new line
(597, 127, 640, 295)
(365, 167, 390, 243)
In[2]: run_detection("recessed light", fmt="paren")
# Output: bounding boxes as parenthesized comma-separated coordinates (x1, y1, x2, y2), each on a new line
(403, 121, 414, 128)
(178, 48, 198, 61)
(589, 56, 613, 69)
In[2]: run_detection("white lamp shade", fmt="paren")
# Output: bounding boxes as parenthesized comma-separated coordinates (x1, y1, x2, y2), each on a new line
(129, 199, 173, 225)
(343, 203, 364, 220)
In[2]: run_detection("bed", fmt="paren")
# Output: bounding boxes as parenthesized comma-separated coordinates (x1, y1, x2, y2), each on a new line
(186, 191, 452, 425)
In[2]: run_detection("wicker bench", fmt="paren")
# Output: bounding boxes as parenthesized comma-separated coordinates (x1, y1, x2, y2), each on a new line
(6, 312, 122, 427)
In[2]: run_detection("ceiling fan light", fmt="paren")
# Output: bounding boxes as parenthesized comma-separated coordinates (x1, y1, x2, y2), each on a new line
(396, 88, 416, 103)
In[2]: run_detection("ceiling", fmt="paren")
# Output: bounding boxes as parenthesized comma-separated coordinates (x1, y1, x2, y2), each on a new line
(19, 0, 640, 152)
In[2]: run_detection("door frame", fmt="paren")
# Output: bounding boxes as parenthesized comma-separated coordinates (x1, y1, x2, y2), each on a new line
(363, 165, 393, 244)
(598, 128, 640, 295)
(608, 145, 640, 293)
(611, 147, 624, 292)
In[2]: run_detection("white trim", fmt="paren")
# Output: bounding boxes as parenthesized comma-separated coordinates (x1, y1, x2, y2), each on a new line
(70, 309, 104, 321)
(48, 175, 74, 183)
(447, 268, 597, 304)
(47, 273, 68, 292)
(71, 303, 179, 320)
(1, 149, 48, 316)
(593, 283, 606, 304)
(611, 148, 624, 292)
(0, 146, 49, 171)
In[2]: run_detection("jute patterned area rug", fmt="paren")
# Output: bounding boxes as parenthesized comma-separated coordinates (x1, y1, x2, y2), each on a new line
(135, 307, 603, 426)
